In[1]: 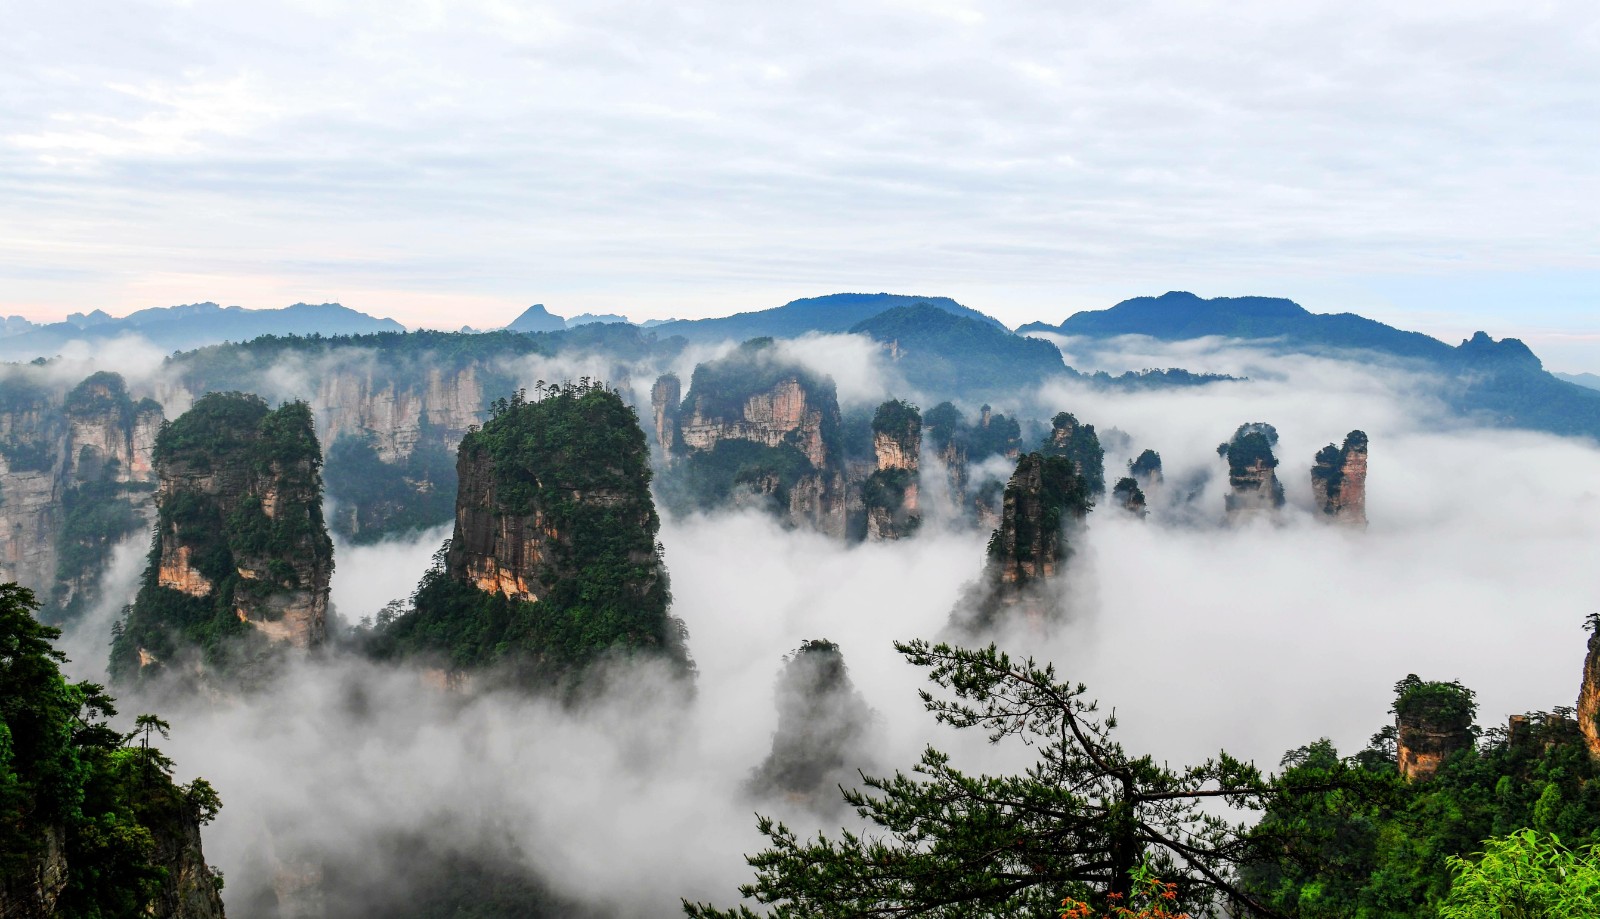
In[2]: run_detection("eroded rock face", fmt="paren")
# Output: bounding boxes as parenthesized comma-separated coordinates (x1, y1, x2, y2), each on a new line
(680, 377, 831, 468)
(1042, 412, 1105, 494)
(865, 400, 921, 541)
(446, 445, 633, 605)
(0, 826, 67, 919)
(318, 365, 485, 463)
(1129, 449, 1163, 490)
(1579, 623, 1600, 760)
(0, 371, 165, 620)
(113, 394, 333, 683)
(1311, 430, 1369, 526)
(650, 373, 681, 462)
(1219, 422, 1284, 523)
(1393, 676, 1475, 781)
(669, 339, 849, 537)
(385, 383, 687, 685)
(954, 453, 1092, 633)
(1112, 477, 1147, 517)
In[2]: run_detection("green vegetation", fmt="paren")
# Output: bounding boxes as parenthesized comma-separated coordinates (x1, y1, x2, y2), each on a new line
(1129, 449, 1162, 479)
(49, 472, 152, 624)
(985, 453, 1094, 572)
(1393, 675, 1476, 733)
(1219, 422, 1281, 475)
(666, 440, 816, 517)
(663, 339, 844, 518)
(923, 401, 964, 452)
(969, 409, 1022, 460)
(322, 434, 457, 543)
(372, 383, 689, 686)
(1112, 477, 1146, 513)
(678, 338, 837, 424)
(1439, 830, 1600, 918)
(0, 374, 58, 472)
(849, 304, 1069, 401)
(110, 392, 331, 683)
(862, 468, 920, 536)
(0, 583, 223, 915)
(870, 399, 920, 444)
(48, 373, 162, 624)
(687, 641, 1313, 918)
(1239, 677, 1600, 917)
(1042, 412, 1106, 494)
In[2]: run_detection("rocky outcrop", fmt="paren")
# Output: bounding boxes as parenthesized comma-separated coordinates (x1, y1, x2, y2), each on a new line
(1041, 412, 1106, 494)
(650, 373, 681, 462)
(0, 826, 67, 918)
(953, 453, 1093, 633)
(113, 393, 333, 683)
(666, 339, 849, 537)
(147, 809, 229, 919)
(382, 382, 688, 685)
(679, 376, 832, 468)
(1392, 675, 1476, 781)
(1218, 422, 1285, 523)
(1311, 430, 1369, 526)
(748, 639, 877, 807)
(0, 371, 165, 621)
(1112, 477, 1147, 517)
(317, 365, 485, 464)
(864, 400, 921, 540)
(1580, 618, 1600, 760)
(1129, 449, 1163, 489)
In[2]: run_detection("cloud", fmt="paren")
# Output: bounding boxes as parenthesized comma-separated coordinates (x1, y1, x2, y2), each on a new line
(48, 335, 1600, 916)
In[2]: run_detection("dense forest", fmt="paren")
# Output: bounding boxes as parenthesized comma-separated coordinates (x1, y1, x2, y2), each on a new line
(0, 584, 226, 917)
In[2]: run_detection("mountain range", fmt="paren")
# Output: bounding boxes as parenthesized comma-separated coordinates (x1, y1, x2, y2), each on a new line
(0, 302, 403, 360)
(7, 289, 1597, 442)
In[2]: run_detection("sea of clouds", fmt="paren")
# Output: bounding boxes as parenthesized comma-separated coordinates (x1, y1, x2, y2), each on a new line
(52, 330, 1600, 917)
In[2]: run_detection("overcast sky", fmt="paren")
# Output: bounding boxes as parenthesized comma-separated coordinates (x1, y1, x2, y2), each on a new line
(4, 1, 1598, 366)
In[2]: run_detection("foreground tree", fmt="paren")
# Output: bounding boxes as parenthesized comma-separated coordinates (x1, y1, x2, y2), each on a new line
(1439, 830, 1600, 918)
(686, 641, 1321, 918)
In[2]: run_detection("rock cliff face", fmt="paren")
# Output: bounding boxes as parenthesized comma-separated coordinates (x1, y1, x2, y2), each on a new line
(650, 373, 682, 462)
(0, 371, 164, 621)
(112, 393, 333, 684)
(1580, 621, 1600, 760)
(1311, 430, 1369, 526)
(1041, 412, 1106, 494)
(665, 339, 849, 537)
(1112, 477, 1147, 517)
(380, 382, 688, 686)
(864, 400, 921, 540)
(954, 453, 1093, 633)
(314, 365, 489, 542)
(1218, 422, 1285, 523)
(1392, 675, 1476, 781)
(317, 365, 485, 463)
(1129, 448, 1163, 489)
(748, 639, 877, 807)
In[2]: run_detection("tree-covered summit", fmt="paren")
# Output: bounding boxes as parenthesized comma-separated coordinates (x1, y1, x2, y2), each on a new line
(373, 381, 690, 687)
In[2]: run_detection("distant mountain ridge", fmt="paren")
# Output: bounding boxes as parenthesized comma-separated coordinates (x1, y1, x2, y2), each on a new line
(0, 302, 404, 361)
(1018, 290, 1452, 360)
(1022, 290, 1600, 441)
(650, 292, 1008, 343)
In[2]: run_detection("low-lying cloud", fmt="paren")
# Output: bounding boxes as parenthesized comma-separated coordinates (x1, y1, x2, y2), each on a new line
(50, 334, 1600, 917)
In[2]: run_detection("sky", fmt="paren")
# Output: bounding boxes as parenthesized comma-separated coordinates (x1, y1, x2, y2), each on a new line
(4, 1, 1599, 367)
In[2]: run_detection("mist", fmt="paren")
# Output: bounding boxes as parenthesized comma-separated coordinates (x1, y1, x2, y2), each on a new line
(49, 332, 1600, 916)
